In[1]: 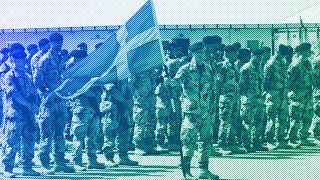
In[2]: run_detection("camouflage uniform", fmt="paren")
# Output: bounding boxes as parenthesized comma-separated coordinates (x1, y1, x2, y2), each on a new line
(1, 68, 39, 175)
(263, 56, 288, 144)
(287, 55, 313, 142)
(311, 56, 320, 139)
(240, 60, 265, 149)
(173, 57, 215, 172)
(33, 49, 72, 171)
(0, 60, 11, 127)
(71, 86, 104, 169)
(216, 59, 240, 148)
(100, 79, 137, 165)
(166, 58, 183, 147)
(132, 71, 158, 153)
(155, 77, 172, 148)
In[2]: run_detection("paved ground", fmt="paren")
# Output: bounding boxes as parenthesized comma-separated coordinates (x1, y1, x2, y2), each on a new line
(2, 140, 320, 180)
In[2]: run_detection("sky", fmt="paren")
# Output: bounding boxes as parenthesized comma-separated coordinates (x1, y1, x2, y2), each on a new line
(1, 0, 320, 29)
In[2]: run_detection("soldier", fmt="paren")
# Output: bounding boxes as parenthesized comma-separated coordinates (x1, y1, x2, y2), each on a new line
(30, 38, 50, 75)
(70, 85, 106, 171)
(131, 70, 161, 155)
(172, 42, 218, 179)
(0, 48, 10, 128)
(217, 44, 246, 154)
(263, 44, 294, 149)
(287, 43, 317, 146)
(311, 52, 320, 142)
(236, 48, 251, 70)
(26, 44, 38, 74)
(1, 44, 40, 177)
(154, 70, 172, 151)
(100, 80, 139, 167)
(33, 32, 75, 173)
(239, 49, 268, 152)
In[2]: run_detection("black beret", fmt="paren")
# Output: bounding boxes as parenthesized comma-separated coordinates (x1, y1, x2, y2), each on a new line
(95, 42, 104, 49)
(189, 42, 204, 53)
(251, 48, 263, 56)
(202, 35, 222, 45)
(260, 46, 271, 53)
(232, 42, 241, 49)
(38, 38, 50, 48)
(70, 49, 87, 59)
(27, 44, 38, 51)
(224, 44, 238, 53)
(278, 44, 288, 55)
(77, 42, 87, 49)
(296, 43, 311, 52)
(49, 32, 63, 42)
(60, 49, 69, 55)
(9, 43, 25, 53)
(0, 48, 9, 54)
(11, 50, 27, 59)
(238, 48, 250, 56)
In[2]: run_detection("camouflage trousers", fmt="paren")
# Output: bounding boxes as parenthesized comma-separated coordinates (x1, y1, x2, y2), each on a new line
(288, 95, 313, 141)
(132, 103, 156, 150)
(240, 96, 265, 146)
(1, 118, 36, 170)
(218, 95, 239, 147)
(71, 109, 100, 163)
(37, 98, 68, 165)
(168, 98, 182, 145)
(180, 113, 212, 165)
(265, 91, 288, 142)
(155, 108, 170, 146)
(102, 108, 133, 159)
(310, 90, 320, 139)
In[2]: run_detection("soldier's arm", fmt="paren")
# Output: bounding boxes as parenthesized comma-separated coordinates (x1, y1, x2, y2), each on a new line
(33, 56, 49, 93)
(99, 90, 112, 113)
(4, 75, 31, 108)
(171, 65, 186, 87)
(287, 65, 300, 91)
(263, 63, 273, 92)
(239, 67, 249, 95)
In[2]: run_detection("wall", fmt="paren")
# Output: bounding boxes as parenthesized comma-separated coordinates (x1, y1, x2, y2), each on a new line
(0, 28, 272, 54)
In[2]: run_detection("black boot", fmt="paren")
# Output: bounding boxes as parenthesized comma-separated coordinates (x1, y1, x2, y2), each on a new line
(196, 161, 219, 180)
(181, 156, 194, 180)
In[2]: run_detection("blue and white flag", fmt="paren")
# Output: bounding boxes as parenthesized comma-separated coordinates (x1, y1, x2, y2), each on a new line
(55, 0, 164, 99)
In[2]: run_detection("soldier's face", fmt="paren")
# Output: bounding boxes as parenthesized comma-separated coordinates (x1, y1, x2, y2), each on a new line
(52, 41, 63, 51)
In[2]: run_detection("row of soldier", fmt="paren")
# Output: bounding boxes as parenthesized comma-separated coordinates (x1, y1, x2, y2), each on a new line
(0, 33, 320, 179)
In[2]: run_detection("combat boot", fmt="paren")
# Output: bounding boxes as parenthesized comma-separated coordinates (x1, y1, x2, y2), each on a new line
(87, 160, 106, 169)
(228, 145, 247, 154)
(156, 144, 170, 154)
(244, 145, 256, 153)
(252, 140, 269, 151)
(299, 139, 317, 146)
(3, 165, 15, 178)
(196, 162, 219, 180)
(73, 157, 86, 171)
(119, 156, 139, 166)
(181, 157, 194, 180)
(54, 163, 76, 173)
(275, 141, 295, 149)
(105, 158, 119, 168)
(22, 168, 41, 176)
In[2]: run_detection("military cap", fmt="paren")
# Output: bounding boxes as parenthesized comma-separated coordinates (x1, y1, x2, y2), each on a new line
(49, 32, 63, 42)
(251, 48, 263, 56)
(95, 42, 104, 49)
(296, 43, 311, 52)
(232, 42, 241, 50)
(0, 48, 9, 54)
(278, 44, 288, 55)
(202, 35, 222, 45)
(260, 46, 271, 53)
(77, 42, 87, 49)
(27, 44, 38, 51)
(38, 38, 50, 48)
(9, 43, 25, 53)
(60, 49, 69, 56)
(189, 42, 204, 53)
(238, 48, 250, 57)
(70, 49, 87, 59)
(224, 44, 238, 53)
(287, 45, 293, 54)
